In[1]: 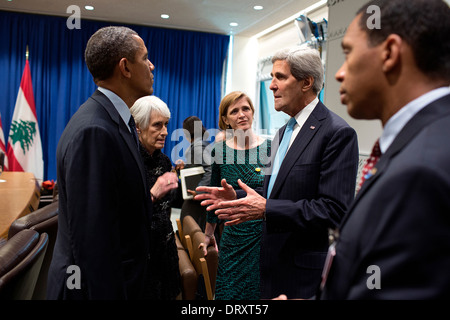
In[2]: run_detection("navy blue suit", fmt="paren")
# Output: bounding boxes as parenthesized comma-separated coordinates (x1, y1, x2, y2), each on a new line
(322, 93, 450, 299)
(47, 90, 152, 299)
(259, 101, 359, 299)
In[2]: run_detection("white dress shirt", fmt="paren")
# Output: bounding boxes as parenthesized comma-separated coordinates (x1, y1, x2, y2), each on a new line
(287, 96, 319, 150)
(98, 87, 134, 133)
(380, 86, 450, 153)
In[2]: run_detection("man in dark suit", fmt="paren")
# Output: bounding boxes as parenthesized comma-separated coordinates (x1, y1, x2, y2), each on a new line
(47, 26, 157, 299)
(196, 48, 359, 299)
(319, 0, 450, 299)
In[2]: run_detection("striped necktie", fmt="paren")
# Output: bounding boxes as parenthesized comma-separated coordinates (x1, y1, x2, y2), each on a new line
(356, 139, 381, 193)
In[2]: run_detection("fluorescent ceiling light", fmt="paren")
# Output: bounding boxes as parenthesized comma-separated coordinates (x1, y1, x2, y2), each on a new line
(253, 0, 327, 39)
(161, 14, 170, 19)
(229, 22, 238, 27)
(253, 5, 264, 10)
(85, 5, 94, 10)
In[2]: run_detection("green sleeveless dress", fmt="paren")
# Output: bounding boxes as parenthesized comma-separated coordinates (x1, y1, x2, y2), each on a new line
(207, 139, 271, 300)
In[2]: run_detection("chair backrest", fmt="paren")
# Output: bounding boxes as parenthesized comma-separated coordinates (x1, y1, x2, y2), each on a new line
(182, 215, 203, 261)
(191, 231, 218, 300)
(0, 229, 48, 299)
(175, 234, 197, 300)
(182, 215, 202, 239)
(0, 150, 5, 171)
(176, 218, 185, 247)
(7, 201, 58, 300)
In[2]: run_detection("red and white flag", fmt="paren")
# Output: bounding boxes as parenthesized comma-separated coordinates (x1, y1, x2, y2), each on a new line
(0, 111, 7, 170)
(6, 59, 43, 182)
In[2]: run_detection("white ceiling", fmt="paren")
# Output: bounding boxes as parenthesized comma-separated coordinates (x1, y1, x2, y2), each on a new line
(0, 0, 322, 37)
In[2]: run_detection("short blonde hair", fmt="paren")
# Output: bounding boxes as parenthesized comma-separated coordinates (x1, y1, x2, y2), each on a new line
(218, 91, 254, 130)
(130, 95, 171, 130)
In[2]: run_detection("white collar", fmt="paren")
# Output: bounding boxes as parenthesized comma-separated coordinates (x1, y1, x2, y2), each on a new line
(380, 87, 450, 153)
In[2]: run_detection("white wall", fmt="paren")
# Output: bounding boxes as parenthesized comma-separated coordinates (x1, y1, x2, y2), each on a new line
(229, 2, 329, 135)
(230, 0, 450, 154)
(257, 5, 328, 60)
(324, 0, 381, 155)
(228, 35, 259, 101)
(230, 2, 328, 106)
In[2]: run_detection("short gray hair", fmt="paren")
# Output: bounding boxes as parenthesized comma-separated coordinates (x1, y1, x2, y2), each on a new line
(272, 47, 324, 95)
(130, 95, 171, 130)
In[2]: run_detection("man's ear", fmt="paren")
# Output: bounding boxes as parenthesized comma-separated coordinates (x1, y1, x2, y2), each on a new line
(118, 57, 131, 78)
(381, 34, 402, 73)
(301, 76, 314, 92)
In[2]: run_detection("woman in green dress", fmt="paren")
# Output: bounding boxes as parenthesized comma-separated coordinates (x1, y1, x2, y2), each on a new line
(202, 91, 271, 300)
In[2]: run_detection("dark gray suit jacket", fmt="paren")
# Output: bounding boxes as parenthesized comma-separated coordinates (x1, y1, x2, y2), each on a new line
(259, 101, 359, 299)
(47, 90, 152, 299)
(322, 93, 450, 299)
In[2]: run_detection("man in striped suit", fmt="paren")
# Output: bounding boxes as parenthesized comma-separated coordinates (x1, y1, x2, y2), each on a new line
(196, 47, 359, 299)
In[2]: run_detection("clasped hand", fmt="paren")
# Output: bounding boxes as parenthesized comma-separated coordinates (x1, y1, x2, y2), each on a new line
(195, 178, 266, 226)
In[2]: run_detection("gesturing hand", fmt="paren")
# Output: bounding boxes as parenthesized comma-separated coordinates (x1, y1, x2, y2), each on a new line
(213, 179, 267, 226)
(194, 178, 236, 210)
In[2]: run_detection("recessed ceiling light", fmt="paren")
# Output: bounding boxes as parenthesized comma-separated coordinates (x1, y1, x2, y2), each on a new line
(253, 5, 264, 10)
(229, 22, 238, 27)
(85, 5, 94, 11)
(161, 14, 170, 19)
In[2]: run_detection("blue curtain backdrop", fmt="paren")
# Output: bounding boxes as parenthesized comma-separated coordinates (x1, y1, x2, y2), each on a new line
(0, 10, 229, 181)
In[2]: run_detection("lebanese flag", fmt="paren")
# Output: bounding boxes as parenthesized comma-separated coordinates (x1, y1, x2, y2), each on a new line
(0, 111, 7, 170)
(6, 60, 43, 182)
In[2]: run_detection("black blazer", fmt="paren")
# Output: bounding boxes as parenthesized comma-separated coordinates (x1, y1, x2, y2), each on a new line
(47, 90, 152, 299)
(259, 101, 359, 299)
(322, 93, 450, 299)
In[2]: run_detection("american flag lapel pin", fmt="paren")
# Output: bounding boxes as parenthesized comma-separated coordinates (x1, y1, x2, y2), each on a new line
(310, 126, 316, 130)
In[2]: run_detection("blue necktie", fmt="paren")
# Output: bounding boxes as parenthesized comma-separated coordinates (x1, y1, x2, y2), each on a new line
(267, 117, 296, 197)
(128, 116, 139, 149)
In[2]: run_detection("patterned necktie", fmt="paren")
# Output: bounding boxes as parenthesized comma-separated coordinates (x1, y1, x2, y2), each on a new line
(356, 139, 381, 193)
(267, 117, 296, 197)
(128, 116, 139, 149)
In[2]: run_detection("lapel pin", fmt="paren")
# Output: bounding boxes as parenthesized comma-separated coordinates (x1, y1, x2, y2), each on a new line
(364, 168, 378, 180)
(310, 126, 316, 130)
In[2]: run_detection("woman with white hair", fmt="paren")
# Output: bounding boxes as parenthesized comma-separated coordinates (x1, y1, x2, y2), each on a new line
(130, 95, 180, 300)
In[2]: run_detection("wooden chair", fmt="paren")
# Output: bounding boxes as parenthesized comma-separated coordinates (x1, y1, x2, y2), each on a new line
(175, 234, 198, 300)
(182, 215, 202, 259)
(176, 218, 184, 247)
(191, 231, 218, 300)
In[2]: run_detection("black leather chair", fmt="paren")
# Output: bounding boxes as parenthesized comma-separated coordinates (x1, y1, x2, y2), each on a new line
(8, 201, 58, 299)
(0, 150, 5, 173)
(0, 229, 48, 299)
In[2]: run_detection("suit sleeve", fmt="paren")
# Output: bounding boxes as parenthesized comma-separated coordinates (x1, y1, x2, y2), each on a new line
(345, 166, 450, 299)
(265, 125, 359, 232)
(62, 125, 127, 298)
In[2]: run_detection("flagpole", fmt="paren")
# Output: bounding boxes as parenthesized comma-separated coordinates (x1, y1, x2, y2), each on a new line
(26, 45, 29, 61)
